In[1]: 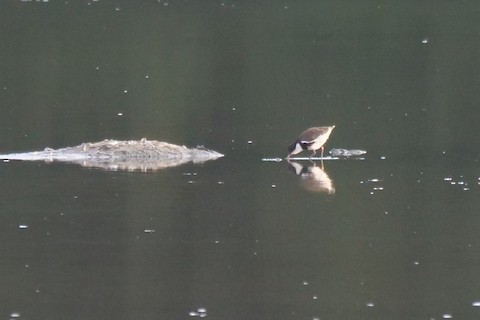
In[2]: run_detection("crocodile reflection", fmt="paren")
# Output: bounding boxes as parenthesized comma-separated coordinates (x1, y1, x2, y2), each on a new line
(287, 161, 335, 194)
(0, 139, 224, 172)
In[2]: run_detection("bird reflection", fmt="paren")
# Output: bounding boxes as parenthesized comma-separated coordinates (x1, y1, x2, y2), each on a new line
(287, 161, 335, 194)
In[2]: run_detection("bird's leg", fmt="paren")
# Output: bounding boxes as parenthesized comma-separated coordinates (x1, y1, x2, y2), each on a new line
(320, 147, 325, 168)
(310, 150, 316, 159)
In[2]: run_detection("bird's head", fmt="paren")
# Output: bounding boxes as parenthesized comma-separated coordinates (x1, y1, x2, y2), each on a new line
(287, 141, 303, 156)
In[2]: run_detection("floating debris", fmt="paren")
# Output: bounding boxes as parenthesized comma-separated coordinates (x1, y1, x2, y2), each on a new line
(361, 178, 385, 195)
(443, 175, 477, 191)
(262, 149, 366, 162)
(189, 308, 207, 317)
(261, 158, 283, 162)
(282, 156, 335, 161)
(361, 178, 382, 184)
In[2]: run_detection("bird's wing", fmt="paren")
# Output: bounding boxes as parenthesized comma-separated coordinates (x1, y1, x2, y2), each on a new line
(300, 140, 316, 145)
(300, 140, 315, 148)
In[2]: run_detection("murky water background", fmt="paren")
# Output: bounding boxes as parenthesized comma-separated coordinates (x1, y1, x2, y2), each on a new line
(1, 1, 480, 319)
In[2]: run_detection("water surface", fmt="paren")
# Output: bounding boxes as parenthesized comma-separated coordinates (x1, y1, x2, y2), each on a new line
(1, 1, 480, 319)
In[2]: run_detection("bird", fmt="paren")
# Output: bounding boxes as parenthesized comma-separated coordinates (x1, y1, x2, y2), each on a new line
(287, 126, 335, 159)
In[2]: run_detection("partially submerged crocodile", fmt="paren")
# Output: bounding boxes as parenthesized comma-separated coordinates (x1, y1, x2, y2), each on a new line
(0, 139, 224, 171)
(329, 148, 366, 157)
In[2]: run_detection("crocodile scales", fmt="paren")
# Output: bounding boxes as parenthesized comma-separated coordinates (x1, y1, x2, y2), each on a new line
(0, 139, 224, 171)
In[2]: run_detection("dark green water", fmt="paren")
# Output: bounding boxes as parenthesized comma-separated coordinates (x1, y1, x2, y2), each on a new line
(1, 1, 480, 319)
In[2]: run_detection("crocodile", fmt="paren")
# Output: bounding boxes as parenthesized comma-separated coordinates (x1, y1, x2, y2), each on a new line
(0, 139, 224, 171)
(329, 148, 366, 157)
